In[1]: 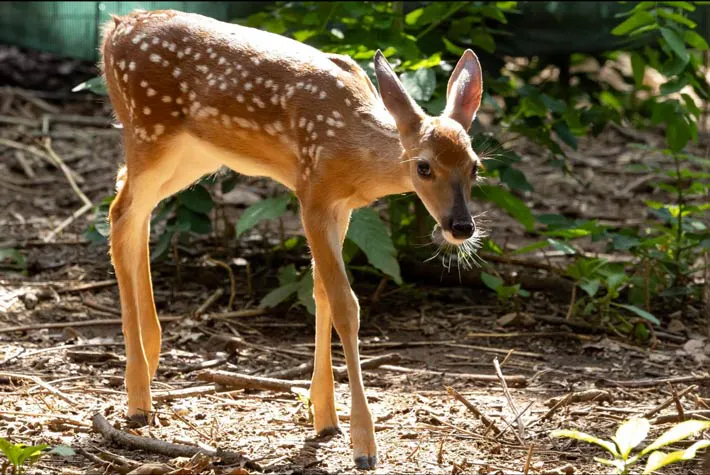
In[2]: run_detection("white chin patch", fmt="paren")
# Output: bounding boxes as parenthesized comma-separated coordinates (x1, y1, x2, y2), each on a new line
(442, 230, 468, 245)
(432, 226, 467, 246)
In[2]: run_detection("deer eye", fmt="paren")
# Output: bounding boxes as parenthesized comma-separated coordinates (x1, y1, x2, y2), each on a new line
(417, 160, 432, 178)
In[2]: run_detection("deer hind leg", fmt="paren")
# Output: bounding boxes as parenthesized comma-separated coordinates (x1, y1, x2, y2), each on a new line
(110, 135, 220, 424)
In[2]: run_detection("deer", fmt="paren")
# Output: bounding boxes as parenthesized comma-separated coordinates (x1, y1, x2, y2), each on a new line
(101, 9, 483, 470)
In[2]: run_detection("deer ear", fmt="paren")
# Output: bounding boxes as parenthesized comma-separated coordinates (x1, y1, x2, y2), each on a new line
(373, 50, 424, 137)
(443, 49, 483, 131)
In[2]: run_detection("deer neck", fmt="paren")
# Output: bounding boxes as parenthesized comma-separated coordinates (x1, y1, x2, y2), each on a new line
(341, 106, 414, 206)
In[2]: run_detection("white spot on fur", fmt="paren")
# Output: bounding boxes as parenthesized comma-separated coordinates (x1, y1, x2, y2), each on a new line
(176, 97, 183, 104)
(332, 111, 342, 119)
(180, 82, 188, 93)
(171, 111, 180, 117)
(236, 94, 244, 103)
(220, 83, 227, 91)
(184, 47, 192, 55)
(143, 107, 151, 115)
(154, 124, 165, 136)
(247, 105, 255, 112)
(336, 80, 345, 88)
(140, 80, 148, 88)
(122, 73, 128, 82)
(118, 60, 126, 70)
(140, 42, 149, 51)
(327, 129, 335, 137)
(147, 88, 156, 97)
(197, 65, 208, 74)
(298, 117, 306, 128)
(306, 121, 314, 133)
(345, 98, 352, 107)
(244, 82, 253, 91)
(253, 97, 265, 108)
(173, 68, 181, 78)
(162, 95, 172, 103)
(319, 91, 327, 99)
(149, 54, 161, 63)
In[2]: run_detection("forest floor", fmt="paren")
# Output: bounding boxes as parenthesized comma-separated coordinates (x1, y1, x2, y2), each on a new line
(1, 45, 710, 475)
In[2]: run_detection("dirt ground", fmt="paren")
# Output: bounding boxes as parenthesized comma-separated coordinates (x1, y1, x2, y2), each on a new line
(1, 45, 710, 475)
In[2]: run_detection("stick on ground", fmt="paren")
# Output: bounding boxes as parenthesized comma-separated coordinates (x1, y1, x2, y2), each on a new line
(196, 370, 310, 392)
(91, 413, 261, 471)
(446, 386, 501, 436)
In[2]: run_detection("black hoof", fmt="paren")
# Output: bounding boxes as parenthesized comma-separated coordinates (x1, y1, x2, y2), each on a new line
(316, 426, 342, 439)
(354, 455, 377, 470)
(127, 413, 150, 428)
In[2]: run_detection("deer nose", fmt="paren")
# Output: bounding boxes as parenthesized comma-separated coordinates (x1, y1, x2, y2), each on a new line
(449, 217, 474, 239)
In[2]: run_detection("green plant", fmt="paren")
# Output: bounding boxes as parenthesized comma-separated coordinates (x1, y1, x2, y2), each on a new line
(0, 248, 27, 276)
(552, 418, 710, 474)
(480, 271, 529, 306)
(0, 438, 74, 474)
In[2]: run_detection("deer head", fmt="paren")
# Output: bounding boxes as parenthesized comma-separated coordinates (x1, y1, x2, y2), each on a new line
(374, 49, 483, 248)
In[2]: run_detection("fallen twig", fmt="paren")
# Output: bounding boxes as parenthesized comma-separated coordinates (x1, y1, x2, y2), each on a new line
(533, 314, 686, 344)
(606, 375, 710, 388)
(493, 357, 526, 440)
(652, 410, 710, 424)
(196, 370, 310, 392)
(194, 288, 224, 316)
(643, 385, 697, 418)
(91, 413, 261, 470)
(544, 389, 613, 408)
(153, 385, 217, 402)
(42, 138, 92, 242)
(266, 353, 402, 381)
(380, 364, 527, 386)
(0, 308, 267, 334)
(446, 386, 501, 436)
(0, 372, 75, 406)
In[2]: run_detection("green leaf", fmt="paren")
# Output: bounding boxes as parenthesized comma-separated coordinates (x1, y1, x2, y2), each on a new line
(500, 167, 534, 192)
(470, 30, 495, 53)
(260, 282, 301, 308)
(658, 9, 696, 28)
(400, 68, 436, 102)
(643, 440, 710, 474)
(553, 121, 578, 150)
(236, 194, 291, 237)
(512, 240, 550, 256)
(641, 420, 710, 456)
(660, 27, 689, 62)
(346, 208, 402, 284)
(593, 456, 626, 471)
(684, 30, 709, 51)
(0, 248, 26, 270)
(579, 279, 601, 298)
(178, 185, 214, 214)
(17, 444, 48, 466)
(480, 272, 503, 291)
(473, 185, 535, 232)
(630, 52, 646, 88)
(278, 264, 299, 286)
(550, 429, 620, 457)
(612, 303, 661, 326)
(72, 76, 107, 95)
(297, 270, 316, 315)
(0, 438, 22, 466)
(613, 418, 650, 460)
(612, 11, 656, 36)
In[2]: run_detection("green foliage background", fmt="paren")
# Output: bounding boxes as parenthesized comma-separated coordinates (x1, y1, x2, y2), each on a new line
(76, 1, 710, 335)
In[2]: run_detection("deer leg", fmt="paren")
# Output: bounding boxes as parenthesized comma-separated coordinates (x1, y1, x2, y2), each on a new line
(301, 201, 377, 470)
(310, 265, 339, 436)
(110, 138, 219, 424)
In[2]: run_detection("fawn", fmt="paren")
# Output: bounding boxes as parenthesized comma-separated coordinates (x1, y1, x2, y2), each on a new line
(101, 9, 482, 470)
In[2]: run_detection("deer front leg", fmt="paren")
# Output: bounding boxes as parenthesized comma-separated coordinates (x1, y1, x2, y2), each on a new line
(302, 202, 377, 470)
